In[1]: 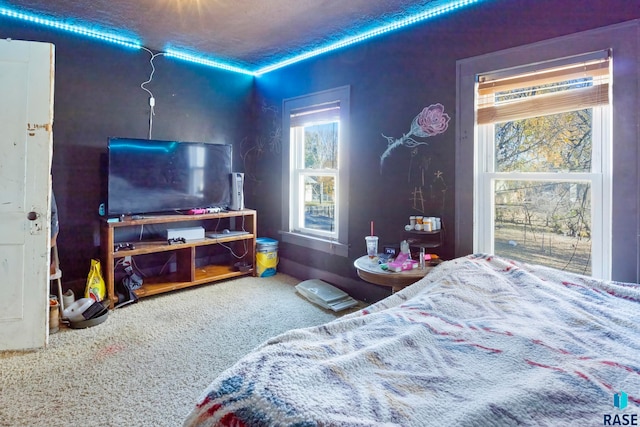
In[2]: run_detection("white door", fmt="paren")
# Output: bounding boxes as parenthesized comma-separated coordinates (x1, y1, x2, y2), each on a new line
(0, 40, 55, 351)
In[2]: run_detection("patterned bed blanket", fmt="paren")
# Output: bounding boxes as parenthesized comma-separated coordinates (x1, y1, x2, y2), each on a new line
(184, 254, 640, 426)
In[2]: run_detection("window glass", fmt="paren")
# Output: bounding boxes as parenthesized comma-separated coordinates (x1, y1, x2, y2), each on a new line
(291, 119, 339, 237)
(495, 110, 592, 173)
(475, 52, 610, 277)
(303, 175, 335, 232)
(494, 179, 592, 275)
(304, 123, 338, 169)
(281, 86, 350, 256)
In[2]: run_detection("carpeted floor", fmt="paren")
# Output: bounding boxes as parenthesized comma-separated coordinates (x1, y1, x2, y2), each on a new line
(0, 274, 361, 427)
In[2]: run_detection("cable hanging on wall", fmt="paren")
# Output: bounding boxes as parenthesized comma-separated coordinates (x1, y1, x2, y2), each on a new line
(140, 47, 165, 139)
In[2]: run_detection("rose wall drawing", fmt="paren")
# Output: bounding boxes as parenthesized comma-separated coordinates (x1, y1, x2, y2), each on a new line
(379, 103, 450, 168)
(380, 103, 451, 215)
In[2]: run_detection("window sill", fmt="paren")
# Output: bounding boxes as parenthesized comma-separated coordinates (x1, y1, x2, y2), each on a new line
(279, 231, 349, 257)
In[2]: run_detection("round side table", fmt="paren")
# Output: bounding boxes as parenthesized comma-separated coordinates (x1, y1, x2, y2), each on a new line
(353, 255, 433, 293)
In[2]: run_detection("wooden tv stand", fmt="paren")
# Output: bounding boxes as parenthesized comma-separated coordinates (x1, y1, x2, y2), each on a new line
(100, 209, 257, 309)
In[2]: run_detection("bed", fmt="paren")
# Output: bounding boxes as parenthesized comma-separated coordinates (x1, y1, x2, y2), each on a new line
(184, 254, 640, 426)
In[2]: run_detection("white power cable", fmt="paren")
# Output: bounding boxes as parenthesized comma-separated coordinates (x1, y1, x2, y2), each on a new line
(218, 240, 249, 259)
(140, 47, 165, 139)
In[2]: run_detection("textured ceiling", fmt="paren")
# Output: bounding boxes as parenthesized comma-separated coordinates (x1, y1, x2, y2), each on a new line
(1, 0, 462, 70)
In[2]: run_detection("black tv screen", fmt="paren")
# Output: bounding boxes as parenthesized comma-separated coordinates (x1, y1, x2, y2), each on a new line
(107, 137, 232, 215)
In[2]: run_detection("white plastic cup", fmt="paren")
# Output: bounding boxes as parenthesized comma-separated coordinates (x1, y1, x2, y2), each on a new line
(365, 236, 379, 262)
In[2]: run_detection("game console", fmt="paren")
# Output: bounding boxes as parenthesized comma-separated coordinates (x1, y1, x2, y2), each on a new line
(166, 226, 205, 241)
(229, 172, 244, 211)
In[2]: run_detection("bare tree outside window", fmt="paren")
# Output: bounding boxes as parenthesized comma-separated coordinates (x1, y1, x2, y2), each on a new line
(475, 53, 610, 276)
(282, 86, 350, 256)
(492, 107, 595, 275)
(302, 122, 338, 232)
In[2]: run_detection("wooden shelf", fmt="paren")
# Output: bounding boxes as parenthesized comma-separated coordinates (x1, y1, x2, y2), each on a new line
(101, 209, 257, 308)
(133, 265, 251, 298)
(111, 234, 255, 258)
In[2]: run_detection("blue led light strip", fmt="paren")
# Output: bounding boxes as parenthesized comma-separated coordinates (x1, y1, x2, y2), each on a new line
(164, 49, 256, 76)
(254, 0, 483, 75)
(1, 0, 482, 75)
(0, 7, 141, 49)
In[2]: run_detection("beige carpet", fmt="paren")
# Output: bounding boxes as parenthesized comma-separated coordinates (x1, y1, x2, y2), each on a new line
(0, 274, 361, 427)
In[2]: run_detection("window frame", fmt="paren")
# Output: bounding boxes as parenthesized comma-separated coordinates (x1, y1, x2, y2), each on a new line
(475, 105, 610, 278)
(455, 21, 640, 283)
(281, 86, 350, 256)
(290, 113, 340, 240)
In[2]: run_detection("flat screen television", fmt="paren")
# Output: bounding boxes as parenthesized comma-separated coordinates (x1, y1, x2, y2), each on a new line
(107, 137, 232, 216)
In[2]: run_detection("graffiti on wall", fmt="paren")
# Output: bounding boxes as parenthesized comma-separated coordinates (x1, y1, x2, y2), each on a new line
(408, 151, 448, 214)
(240, 101, 282, 194)
(380, 103, 451, 214)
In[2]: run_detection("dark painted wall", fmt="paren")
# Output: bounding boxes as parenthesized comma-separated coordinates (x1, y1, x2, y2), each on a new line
(0, 17, 254, 283)
(248, 0, 640, 295)
(2, 0, 639, 300)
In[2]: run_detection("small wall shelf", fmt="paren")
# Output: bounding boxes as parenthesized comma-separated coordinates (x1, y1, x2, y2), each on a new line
(404, 228, 444, 252)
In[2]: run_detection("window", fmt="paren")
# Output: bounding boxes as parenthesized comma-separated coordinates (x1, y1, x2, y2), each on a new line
(475, 51, 611, 277)
(457, 22, 640, 283)
(281, 86, 350, 256)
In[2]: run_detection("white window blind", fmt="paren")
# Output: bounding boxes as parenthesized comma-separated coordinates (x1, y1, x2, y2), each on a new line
(477, 50, 610, 125)
(290, 102, 340, 127)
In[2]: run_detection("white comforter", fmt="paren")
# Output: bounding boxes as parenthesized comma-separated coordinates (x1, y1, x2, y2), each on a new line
(185, 254, 640, 426)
